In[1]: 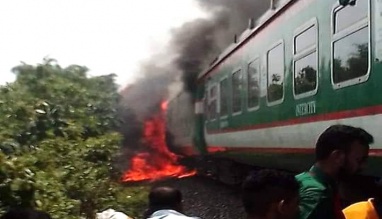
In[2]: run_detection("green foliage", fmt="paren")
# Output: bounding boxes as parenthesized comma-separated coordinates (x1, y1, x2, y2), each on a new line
(294, 66, 317, 95)
(267, 84, 283, 102)
(333, 43, 368, 83)
(0, 59, 148, 219)
(267, 74, 283, 102)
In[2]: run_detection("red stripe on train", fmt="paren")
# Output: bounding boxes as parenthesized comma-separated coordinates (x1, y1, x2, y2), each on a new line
(175, 146, 382, 157)
(207, 105, 382, 134)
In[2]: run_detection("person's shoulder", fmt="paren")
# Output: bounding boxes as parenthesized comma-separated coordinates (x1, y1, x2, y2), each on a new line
(158, 215, 200, 219)
(296, 172, 326, 192)
(172, 214, 200, 219)
(148, 210, 200, 219)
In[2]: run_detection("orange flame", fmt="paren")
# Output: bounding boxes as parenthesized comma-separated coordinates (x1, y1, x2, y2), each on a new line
(122, 101, 196, 182)
(160, 101, 168, 111)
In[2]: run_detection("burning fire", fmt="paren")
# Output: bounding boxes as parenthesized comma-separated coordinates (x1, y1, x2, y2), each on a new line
(122, 101, 196, 182)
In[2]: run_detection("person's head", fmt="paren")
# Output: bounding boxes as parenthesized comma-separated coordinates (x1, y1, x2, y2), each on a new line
(315, 125, 373, 176)
(0, 208, 52, 219)
(147, 186, 183, 214)
(242, 169, 300, 219)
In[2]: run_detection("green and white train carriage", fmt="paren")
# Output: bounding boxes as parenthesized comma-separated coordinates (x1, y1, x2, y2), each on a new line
(167, 0, 382, 177)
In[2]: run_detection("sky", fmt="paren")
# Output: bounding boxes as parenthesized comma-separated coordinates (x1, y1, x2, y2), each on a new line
(0, 0, 205, 87)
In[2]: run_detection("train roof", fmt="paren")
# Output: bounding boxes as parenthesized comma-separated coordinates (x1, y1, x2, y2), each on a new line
(198, 0, 295, 80)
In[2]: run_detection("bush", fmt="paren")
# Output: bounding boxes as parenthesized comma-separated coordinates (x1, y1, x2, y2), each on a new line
(0, 59, 148, 219)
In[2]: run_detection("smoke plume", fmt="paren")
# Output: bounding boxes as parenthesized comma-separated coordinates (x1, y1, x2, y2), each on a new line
(118, 0, 272, 157)
(121, 0, 270, 113)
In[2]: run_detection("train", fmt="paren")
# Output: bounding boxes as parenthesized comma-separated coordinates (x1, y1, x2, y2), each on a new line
(166, 0, 382, 180)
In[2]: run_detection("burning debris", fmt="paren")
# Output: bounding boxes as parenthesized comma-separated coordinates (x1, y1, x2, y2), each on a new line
(121, 101, 196, 183)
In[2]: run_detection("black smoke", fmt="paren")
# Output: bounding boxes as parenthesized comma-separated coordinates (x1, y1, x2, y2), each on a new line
(118, 0, 272, 158)
(121, 0, 271, 113)
(173, 0, 270, 93)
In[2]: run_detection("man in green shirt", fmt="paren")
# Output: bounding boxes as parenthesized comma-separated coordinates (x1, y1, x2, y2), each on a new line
(296, 125, 374, 219)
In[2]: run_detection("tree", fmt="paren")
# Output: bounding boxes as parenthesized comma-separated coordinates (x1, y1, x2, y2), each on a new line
(295, 66, 317, 95)
(0, 59, 148, 219)
(333, 43, 368, 83)
(267, 74, 283, 102)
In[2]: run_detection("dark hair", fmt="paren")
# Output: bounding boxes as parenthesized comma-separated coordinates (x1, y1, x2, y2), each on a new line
(315, 125, 374, 161)
(0, 208, 52, 219)
(373, 198, 382, 217)
(144, 186, 182, 217)
(241, 169, 300, 217)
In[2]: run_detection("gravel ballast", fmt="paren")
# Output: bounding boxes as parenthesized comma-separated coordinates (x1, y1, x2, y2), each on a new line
(152, 176, 246, 219)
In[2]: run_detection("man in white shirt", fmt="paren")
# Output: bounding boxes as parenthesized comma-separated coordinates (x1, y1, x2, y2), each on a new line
(96, 209, 131, 219)
(145, 187, 200, 219)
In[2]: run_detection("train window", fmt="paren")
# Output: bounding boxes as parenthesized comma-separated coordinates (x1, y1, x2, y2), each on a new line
(294, 52, 317, 95)
(332, 1, 369, 88)
(232, 69, 243, 114)
(203, 93, 208, 121)
(267, 43, 284, 103)
(334, 0, 368, 33)
(333, 27, 369, 84)
(247, 59, 260, 109)
(208, 85, 218, 120)
(220, 78, 229, 117)
(295, 25, 316, 54)
(293, 22, 318, 98)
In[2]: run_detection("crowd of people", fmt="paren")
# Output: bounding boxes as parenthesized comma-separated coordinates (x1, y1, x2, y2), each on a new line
(141, 125, 381, 219)
(1, 124, 381, 219)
